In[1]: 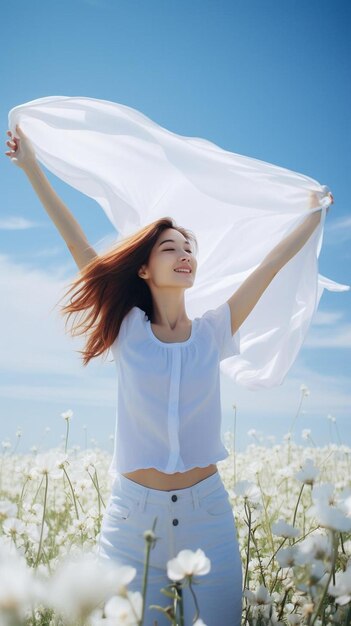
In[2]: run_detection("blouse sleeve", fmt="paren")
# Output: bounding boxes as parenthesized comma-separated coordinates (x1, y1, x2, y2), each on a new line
(110, 306, 139, 357)
(201, 301, 240, 361)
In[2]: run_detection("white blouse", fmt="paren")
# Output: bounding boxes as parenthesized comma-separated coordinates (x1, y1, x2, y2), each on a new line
(108, 301, 240, 477)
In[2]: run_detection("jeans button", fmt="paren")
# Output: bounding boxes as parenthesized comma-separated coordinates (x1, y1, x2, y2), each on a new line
(171, 494, 178, 502)
(172, 519, 179, 526)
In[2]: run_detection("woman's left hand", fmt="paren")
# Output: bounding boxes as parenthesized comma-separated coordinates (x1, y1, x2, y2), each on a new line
(326, 192, 334, 214)
(309, 190, 333, 214)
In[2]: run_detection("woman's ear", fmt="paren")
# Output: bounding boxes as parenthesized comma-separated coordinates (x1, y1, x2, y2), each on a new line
(138, 264, 147, 278)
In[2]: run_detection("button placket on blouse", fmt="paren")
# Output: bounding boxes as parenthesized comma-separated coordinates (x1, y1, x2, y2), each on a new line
(164, 348, 182, 474)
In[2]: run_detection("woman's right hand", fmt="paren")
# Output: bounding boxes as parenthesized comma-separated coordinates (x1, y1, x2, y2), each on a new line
(5, 124, 37, 170)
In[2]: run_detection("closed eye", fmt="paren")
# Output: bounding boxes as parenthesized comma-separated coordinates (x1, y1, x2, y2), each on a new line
(164, 248, 192, 253)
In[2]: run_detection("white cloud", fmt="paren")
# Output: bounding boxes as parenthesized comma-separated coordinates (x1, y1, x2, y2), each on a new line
(0, 382, 115, 407)
(312, 309, 345, 326)
(329, 215, 351, 231)
(221, 364, 351, 422)
(29, 246, 62, 258)
(304, 325, 351, 348)
(0, 216, 42, 230)
(325, 215, 351, 244)
(0, 254, 114, 380)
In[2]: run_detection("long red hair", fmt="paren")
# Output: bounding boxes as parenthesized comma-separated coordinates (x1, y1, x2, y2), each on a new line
(57, 217, 198, 366)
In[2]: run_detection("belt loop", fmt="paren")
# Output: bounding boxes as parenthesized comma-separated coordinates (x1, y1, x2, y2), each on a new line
(191, 485, 200, 510)
(139, 486, 148, 512)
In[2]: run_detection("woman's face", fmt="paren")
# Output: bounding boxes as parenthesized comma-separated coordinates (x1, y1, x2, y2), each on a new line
(138, 228, 197, 289)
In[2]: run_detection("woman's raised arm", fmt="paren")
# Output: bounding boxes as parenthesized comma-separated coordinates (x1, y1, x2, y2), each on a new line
(5, 125, 97, 271)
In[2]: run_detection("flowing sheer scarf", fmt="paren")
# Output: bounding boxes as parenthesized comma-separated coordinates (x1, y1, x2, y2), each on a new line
(8, 96, 349, 389)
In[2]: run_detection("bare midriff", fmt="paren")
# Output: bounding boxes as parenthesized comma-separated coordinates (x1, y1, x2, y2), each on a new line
(122, 464, 218, 491)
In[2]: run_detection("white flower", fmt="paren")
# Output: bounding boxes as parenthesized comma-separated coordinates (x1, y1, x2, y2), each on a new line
(82, 452, 99, 471)
(300, 384, 310, 396)
(233, 480, 261, 502)
(104, 591, 143, 625)
(272, 519, 301, 538)
(47, 551, 137, 623)
(328, 565, 351, 605)
(309, 501, 351, 532)
(61, 409, 73, 421)
(277, 465, 295, 479)
(297, 532, 332, 561)
(276, 546, 299, 568)
(287, 615, 302, 625)
(327, 414, 336, 423)
(25, 522, 49, 545)
(2, 517, 26, 538)
(34, 452, 63, 478)
(56, 453, 69, 470)
(312, 483, 337, 507)
(167, 549, 210, 581)
(0, 545, 43, 618)
(308, 560, 326, 585)
(244, 584, 273, 605)
(302, 429, 311, 440)
(295, 458, 319, 485)
(339, 493, 351, 518)
(0, 500, 18, 519)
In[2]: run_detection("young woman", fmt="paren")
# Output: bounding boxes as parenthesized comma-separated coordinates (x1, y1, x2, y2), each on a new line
(5, 126, 332, 626)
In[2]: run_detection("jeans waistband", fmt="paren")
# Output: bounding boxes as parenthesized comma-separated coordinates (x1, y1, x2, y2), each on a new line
(112, 470, 224, 510)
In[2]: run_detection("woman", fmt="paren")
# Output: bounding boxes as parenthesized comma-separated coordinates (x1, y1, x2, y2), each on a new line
(5, 126, 332, 626)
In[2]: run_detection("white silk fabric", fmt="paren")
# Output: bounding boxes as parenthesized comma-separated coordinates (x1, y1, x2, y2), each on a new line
(8, 96, 349, 389)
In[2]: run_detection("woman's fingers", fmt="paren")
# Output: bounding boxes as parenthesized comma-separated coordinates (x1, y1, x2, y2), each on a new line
(5, 130, 18, 158)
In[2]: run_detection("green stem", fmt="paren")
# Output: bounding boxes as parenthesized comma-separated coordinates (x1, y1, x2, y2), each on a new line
(340, 532, 346, 556)
(32, 475, 44, 505)
(277, 589, 290, 623)
(289, 391, 304, 435)
(18, 476, 29, 517)
(11, 437, 21, 456)
(310, 530, 338, 626)
(266, 537, 288, 569)
(292, 484, 305, 527)
(95, 468, 105, 506)
(187, 577, 199, 624)
(250, 528, 266, 587)
(256, 474, 274, 554)
(139, 516, 158, 625)
(175, 581, 184, 626)
(242, 499, 251, 592)
(34, 473, 48, 569)
(88, 469, 106, 508)
(64, 419, 70, 454)
(63, 467, 79, 519)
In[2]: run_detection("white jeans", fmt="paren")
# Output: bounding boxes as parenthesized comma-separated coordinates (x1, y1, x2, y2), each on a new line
(97, 470, 243, 626)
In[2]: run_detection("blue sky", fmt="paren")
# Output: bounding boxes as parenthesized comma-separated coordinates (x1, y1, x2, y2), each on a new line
(1, 0, 350, 457)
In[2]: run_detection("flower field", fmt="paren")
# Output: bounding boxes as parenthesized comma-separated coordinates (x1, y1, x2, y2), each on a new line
(0, 416, 350, 626)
